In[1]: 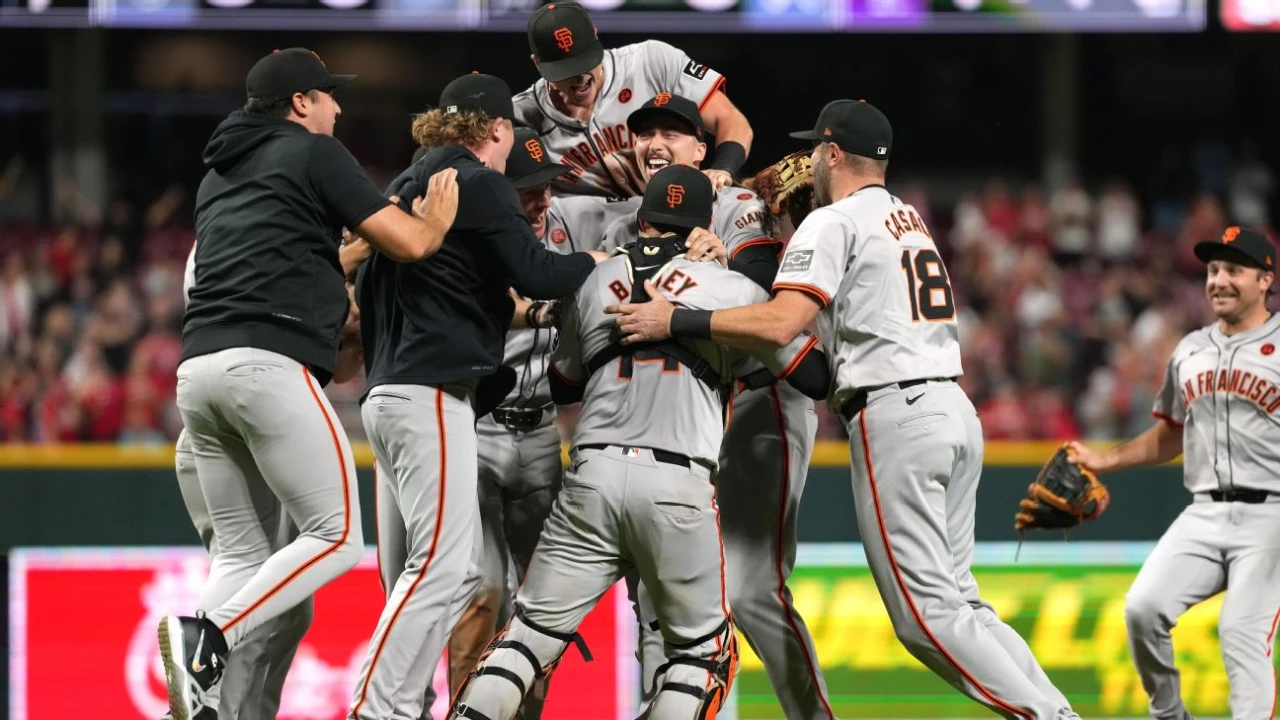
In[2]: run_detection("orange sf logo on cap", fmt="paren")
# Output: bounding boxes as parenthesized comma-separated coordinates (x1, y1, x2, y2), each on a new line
(666, 184, 684, 209)
(554, 28, 573, 52)
(310, 51, 327, 67)
(525, 138, 544, 162)
(1223, 226, 1241, 243)
(653, 92, 672, 106)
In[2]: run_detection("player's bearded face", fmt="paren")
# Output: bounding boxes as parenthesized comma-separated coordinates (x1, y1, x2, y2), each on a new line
(518, 184, 552, 238)
(1205, 259, 1268, 321)
(636, 122, 707, 182)
(811, 144, 833, 208)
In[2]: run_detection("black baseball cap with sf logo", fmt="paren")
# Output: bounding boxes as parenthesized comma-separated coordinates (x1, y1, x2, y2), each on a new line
(246, 48, 356, 102)
(638, 165, 713, 230)
(506, 127, 574, 189)
(527, 2, 605, 82)
(627, 93, 705, 140)
(790, 99, 892, 161)
(1195, 226, 1278, 272)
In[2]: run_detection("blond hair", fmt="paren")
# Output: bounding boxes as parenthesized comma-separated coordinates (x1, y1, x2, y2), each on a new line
(411, 108, 493, 150)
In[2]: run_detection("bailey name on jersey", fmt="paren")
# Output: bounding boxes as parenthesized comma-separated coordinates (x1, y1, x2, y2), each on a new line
(606, 267, 699, 303)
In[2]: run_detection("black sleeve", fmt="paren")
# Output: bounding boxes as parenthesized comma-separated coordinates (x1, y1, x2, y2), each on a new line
(468, 171, 596, 299)
(728, 243, 780, 292)
(783, 349, 831, 401)
(309, 135, 392, 229)
(549, 368, 585, 405)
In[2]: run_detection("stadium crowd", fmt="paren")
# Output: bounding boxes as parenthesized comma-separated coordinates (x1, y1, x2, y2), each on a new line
(0, 142, 1271, 444)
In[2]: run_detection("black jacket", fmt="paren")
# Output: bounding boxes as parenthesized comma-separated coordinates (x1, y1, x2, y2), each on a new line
(185, 112, 389, 385)
(357, 145, 595, 395)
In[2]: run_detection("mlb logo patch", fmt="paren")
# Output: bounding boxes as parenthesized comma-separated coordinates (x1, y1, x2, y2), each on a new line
(780, 249, 814, 273)
(623, 447, 642, 457)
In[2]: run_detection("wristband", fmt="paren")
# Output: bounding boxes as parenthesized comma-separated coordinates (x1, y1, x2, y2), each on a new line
(670, 308, 714, 340)
(708, 141, 747, 178)
(526, 301, 547, 328)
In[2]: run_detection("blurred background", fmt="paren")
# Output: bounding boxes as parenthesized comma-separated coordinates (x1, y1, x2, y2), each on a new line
(2, 1, 1278, 718)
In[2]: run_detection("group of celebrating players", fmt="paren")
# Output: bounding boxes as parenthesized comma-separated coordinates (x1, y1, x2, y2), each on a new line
(156, 3, 1280, 719)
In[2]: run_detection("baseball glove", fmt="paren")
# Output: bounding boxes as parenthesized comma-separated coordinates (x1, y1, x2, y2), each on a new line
(746, 150, 813, 217)
(1014, 443, 1111, 533)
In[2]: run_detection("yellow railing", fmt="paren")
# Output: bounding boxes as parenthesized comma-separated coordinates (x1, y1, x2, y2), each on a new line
(0, 440, 1152, 469)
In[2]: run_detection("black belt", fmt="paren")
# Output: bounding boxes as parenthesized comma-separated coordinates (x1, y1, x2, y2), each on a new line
(577, 443, 710, 471)
(839, 377, 957, 422)
(1208, 488, 1274, 503)
(491, 406, 547, 431)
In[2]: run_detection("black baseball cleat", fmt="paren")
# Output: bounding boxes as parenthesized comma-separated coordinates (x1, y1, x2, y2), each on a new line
(157, 611, 228, 720)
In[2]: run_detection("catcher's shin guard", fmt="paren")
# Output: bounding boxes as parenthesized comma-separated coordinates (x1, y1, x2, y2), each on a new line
(645, 620, 739, 720)
(448, 606, 591, 720)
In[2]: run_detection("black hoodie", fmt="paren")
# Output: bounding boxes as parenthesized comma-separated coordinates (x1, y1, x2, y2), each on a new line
(185, 112, 389, 385)
(355, 145, 595, 395)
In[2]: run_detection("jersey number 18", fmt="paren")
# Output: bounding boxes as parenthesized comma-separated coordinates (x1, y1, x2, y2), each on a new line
(900, 248, 956, 322)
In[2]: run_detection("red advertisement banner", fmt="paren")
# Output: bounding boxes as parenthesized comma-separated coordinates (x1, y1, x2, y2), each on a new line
(9, 549, 636, 720)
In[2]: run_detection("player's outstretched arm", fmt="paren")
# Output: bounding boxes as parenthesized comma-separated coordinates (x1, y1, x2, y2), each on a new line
(1067, 420, 1183, 474)
(700, 92, 753, 191)
(606, 284, 819, 352)
(355, 171, 459, 263)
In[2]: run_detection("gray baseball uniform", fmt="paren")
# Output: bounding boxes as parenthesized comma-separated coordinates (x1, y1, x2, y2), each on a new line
(617, 193, 833, 716)
(176, 247, 361, 654)
(171, 247, 314, 720)
(774, 186, 1075, 719)
(472, 195, 629, 595)
(351, 382, 484, 720)
(1125, 312, 1280, 719)
(513, 40, 726, 199)
(448, 244, 820, 720)
(422, 194, 630, 718)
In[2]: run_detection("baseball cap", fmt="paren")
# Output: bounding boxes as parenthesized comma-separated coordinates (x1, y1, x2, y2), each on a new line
(246, 48, 356, 102)
(1194, 226, 1277, 272)
(439, 72, 516, 121)
(790, 99, 892, 161)
(638, 165, 713, 229)
(626, 92, 705, 140)
(527, 2, 605, 83)
(506, 128, 573, 189)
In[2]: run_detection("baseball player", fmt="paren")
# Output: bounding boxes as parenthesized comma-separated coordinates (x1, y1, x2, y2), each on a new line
(165, 243, 314, 720)
(609, 100, 1079, 719)
(598, 93, 778, 285)
(160, 48, 459, 720)
(514, 1, 753, 198)
(447, 165, 830, 720)
(418, 128, 636, 718)
(601, 92, 834, 717)
(348, 73, 606, 720)
(1069, 227, 1279, 720)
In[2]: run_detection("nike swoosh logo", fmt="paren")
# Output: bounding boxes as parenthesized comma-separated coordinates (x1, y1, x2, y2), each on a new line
(191, 629, 206, 673)
(905, 393, 924, 405)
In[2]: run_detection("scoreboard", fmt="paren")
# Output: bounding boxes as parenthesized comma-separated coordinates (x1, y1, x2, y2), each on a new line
(0, 0, 1207, 31)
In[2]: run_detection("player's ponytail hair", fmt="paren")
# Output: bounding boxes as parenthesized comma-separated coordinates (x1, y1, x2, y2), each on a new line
(411, 109, 494, 151)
